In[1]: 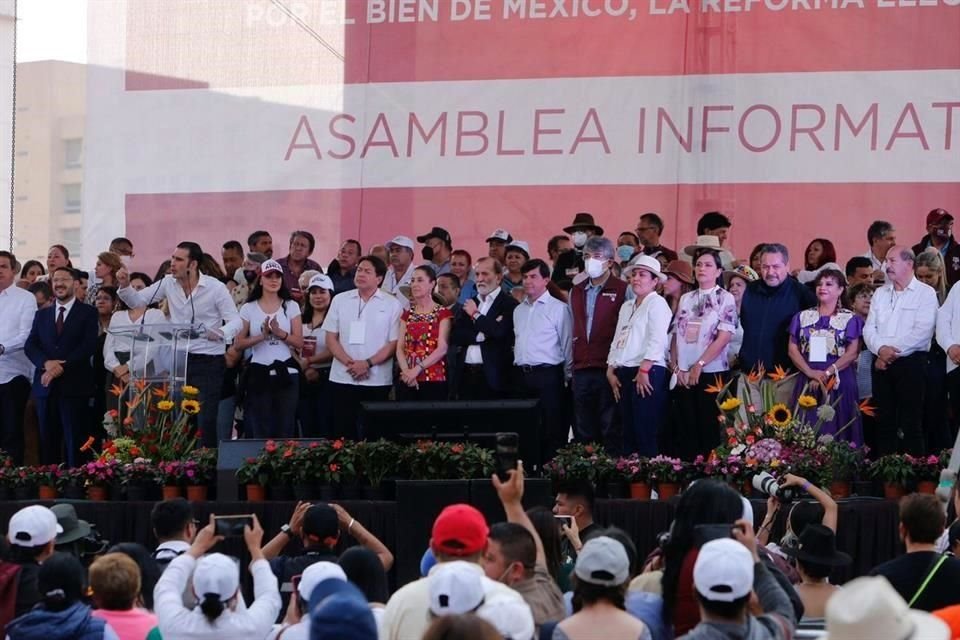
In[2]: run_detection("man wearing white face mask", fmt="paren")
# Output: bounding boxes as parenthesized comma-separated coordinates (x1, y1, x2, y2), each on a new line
(569, 237, 627, 452)
(552, 213, 604, 286)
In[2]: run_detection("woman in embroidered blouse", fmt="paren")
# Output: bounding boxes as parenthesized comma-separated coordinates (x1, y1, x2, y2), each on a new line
(670, 248, 738, 459)
(607, 255, 673, 456)
(397, 266, 452, 401)
(787, 269, 864, 444)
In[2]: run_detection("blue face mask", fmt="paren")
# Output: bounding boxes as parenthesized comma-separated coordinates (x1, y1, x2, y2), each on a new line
(617, 245, 635, 262)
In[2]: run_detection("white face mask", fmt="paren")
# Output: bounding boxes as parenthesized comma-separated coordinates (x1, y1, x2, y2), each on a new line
(572, 231, 588, 248)
(585, 258, 606, 279)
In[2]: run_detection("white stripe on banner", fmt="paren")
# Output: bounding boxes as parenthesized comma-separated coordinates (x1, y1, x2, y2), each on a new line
(86, 69, 959, 201)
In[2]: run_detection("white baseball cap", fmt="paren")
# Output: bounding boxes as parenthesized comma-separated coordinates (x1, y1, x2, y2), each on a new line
(260, 259, 283, 275)
(574, 536, 630, 587)
(477, 595, 535, 640)
(693, 538, 754, 602)
(307, 274, 335, 292)
(298, 561, 347, 602)
(7, 505, 62, 547)
(385, 235, 415, 252)
(192, 553, 240, 602)
(486, 228, 512, 243)
(505, 240, 530, 258)
(429, 561, 485, 616)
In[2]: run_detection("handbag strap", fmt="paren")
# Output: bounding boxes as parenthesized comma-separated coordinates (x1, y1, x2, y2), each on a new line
(908, 554, 948, 607)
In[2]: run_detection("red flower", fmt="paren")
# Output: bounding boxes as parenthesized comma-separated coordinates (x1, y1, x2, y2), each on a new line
(451, 444, 464, 454)
(584, 445, 594, 454)
(265, 440, 277, 453)
(107, 409, 119, 418)
(283, 449, 294, 458)
(129, 446, 141, 457)
(246, 457, 256, 464)
(309, 441, 319, 449)
(332, 439, 344, 450)
(329, 463, 340, 472)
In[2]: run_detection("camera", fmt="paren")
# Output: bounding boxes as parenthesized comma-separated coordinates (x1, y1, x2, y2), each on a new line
(752, 471, 799, 503)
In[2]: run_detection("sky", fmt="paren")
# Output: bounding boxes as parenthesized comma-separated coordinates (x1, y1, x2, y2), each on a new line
(16, 0, 86, 63)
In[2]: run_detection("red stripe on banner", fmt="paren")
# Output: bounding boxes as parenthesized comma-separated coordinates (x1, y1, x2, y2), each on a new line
(124, 184, 959, 274)
(122, 1, 960, 91)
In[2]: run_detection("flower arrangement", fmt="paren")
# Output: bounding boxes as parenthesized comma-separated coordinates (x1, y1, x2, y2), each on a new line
(33, 464, 64, 489)
(400, 440, 495, 480)
(355, 439, 402, 487)
(614, 454, 649, 483)
(908, 454, 942, 482)
(78, 459, 120, 487)
(185, 447, 217, 485)
(119, 458, 159, 486)
(647, 455, 687, 484)
(101, 382, 201, 462)
(322, 438, 359, 485)
(236, 455, 271, 486)
(542, 443, 613, 486)
(820, 437, 868, 483)
(868, 454, 915, 485)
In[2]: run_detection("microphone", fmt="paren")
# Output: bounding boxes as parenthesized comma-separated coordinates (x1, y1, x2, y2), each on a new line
(135, 269, 164, 338)
(185, 265, 201, 339)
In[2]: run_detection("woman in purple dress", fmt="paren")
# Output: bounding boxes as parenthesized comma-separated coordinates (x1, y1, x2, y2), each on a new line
(787, 268, 864, 444)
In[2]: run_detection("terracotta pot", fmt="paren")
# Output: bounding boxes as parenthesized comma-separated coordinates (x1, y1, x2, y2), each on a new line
(38, 485, 58, 500)
(883, 482, 907, 500)
(162, 485, 183, 500)
(246, 484, 266, 502)
(630, 482, 652, 500)
(186, 485, 208, 502)
(657, 482, 680, 500)
(87, 485, 108, 501)
(830, 481, 851, 499)
(917, 480, 937, 495)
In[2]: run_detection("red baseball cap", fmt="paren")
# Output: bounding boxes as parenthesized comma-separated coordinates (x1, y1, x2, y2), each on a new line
(927, 208, 953, 226)
(431, 504, 489, 556)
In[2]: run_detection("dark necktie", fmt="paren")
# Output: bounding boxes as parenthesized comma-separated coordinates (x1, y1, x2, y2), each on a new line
(56, 306, 65, 335)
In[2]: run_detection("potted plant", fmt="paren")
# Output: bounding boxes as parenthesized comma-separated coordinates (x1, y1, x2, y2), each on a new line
(9, 466, 38, 501)
(615, 455, 651, 500)
(909, 454, 941, 494)
(289, 443, 321, 500)
(236, 455, 271, 502)
(120, 458, 158, 501)
(183, 448, 216, 501)
(820, 438, 867, 498)
(79, 459, 120, 501)
(647, 455, 686, 499)
(266, 440, 297, 501)
(542, 443, 612, 489)
(401, 440, 464, 481)
(156, 461, 184, 499)
(59, 466, 86, 499)
(325, 438, 359, 499)
(355, 439, 401, 499)
(869, 455, 915, 499)
(33, 464, 62, 500)
(456, 443, 495, 481)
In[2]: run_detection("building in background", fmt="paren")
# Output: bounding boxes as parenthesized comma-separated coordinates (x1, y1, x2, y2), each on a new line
(12, 60, 84, 265)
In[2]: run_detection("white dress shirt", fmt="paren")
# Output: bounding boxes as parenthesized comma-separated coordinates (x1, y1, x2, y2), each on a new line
(513, 291, 572, 377)
(103, 308, 168, 375)
(54, 296, 78, 324)
(465, 287, 501, 365)
(154, 554, 280, 640)
(937, 280, 960, 373)
(118, 274, 239, 356)
(863, 276, 938, 358)
(322, 288, 402, 387)
(382, 263, 415, 294)
(607, 292, 672, 368)
(0, 285, 37, 383)
(863, 249, 886, 282)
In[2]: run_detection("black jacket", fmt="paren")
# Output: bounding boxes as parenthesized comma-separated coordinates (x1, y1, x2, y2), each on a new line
(450, 292, 519, 393)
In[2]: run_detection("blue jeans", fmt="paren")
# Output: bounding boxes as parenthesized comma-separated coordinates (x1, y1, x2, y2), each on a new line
(245, 376, 300, 440)
(616, 365, 668, 456)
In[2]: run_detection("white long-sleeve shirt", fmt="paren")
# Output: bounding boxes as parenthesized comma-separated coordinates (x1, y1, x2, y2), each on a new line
(937, 280, 960, 374)
(102, 308, 168, 375)
(863, 276, 938, 359)
(154, 554, 281, 640)
(607, 292, 672, 368)
(0, 284, 36, 383)
(513, 291, 573, 378)
(118, 275, 239, 356)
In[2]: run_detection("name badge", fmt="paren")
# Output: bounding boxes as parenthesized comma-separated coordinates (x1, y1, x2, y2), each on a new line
(348, 320, 366, 345)
(684, 320, 701, 345)
(809, 335, 830, 363)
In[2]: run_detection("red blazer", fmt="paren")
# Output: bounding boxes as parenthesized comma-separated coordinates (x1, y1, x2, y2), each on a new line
(569, 274, 627, 370)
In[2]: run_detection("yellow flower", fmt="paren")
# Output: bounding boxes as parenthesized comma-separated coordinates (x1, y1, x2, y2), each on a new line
(180, 399, 201, 415)
(719, 397, 742, 412)
(798, 395, 817, 410)
(770, 459, 781, 468)
(181, 385, 200, 397)
(768, 403, 792, 427)
(156, 400, 175, 412)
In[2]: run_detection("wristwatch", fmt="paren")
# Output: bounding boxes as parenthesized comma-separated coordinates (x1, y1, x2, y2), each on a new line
(280, 524, 294, 538)
(697, 360, 706, 368)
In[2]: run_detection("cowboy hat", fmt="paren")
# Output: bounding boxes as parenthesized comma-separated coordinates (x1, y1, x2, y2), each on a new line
(824, 576, 948, 639)
(781, 524, 851, 567)
(563, 212, 604, 236)
(623, 254, 667, 282)
(663, 260, 694, 285)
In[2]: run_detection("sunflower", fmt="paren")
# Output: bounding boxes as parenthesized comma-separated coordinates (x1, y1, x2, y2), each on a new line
(156, 400, 175, 412)
(719, 397, 742, 412)
(768, 403, 792, 427)
(181, 385, 200, 397)
(180, 399, 201, 415)
(797, 395, 817, 410)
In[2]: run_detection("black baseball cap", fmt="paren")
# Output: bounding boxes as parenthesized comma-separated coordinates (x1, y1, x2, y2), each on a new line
(303, 504, 339, 540)
(416, 227, 452, 245)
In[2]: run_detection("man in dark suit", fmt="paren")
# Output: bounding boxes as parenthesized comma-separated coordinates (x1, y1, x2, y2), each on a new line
(25, 266, 98, 466)
(450, 257, 518, 400)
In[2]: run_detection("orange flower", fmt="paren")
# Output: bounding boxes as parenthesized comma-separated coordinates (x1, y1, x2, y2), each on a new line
(824, 375, 837, 392)
(79, 436, 96, 452)
(122, 416, 134, 426)
(768, 365, 789, 382)
(746, 364, 765, 384)
(152, 385, 168, 398)
(858, 399, 876, 417)
(109, 383, 125, 397)
(134, 378, 149, 392)
(705, 375, 725, 394)
(332, 439, 344, 450)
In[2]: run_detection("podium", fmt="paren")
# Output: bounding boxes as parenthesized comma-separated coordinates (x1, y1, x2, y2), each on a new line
(106, 323, 202, 394)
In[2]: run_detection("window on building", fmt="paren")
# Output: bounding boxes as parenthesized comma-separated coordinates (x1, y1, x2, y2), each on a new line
(65, 138, 82, 168)
(63, 184, 81, 213)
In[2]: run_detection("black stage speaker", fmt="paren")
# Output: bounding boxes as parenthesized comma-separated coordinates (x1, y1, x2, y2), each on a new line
(359, 399, 544, 469)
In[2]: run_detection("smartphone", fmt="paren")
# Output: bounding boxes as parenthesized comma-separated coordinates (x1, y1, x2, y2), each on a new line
(555, 515, 573, 529)
(495, 432, 519, 482)
(692, 523, 739, 547)
(291, 574, 302, 596)
(213, 514, 254, 537)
